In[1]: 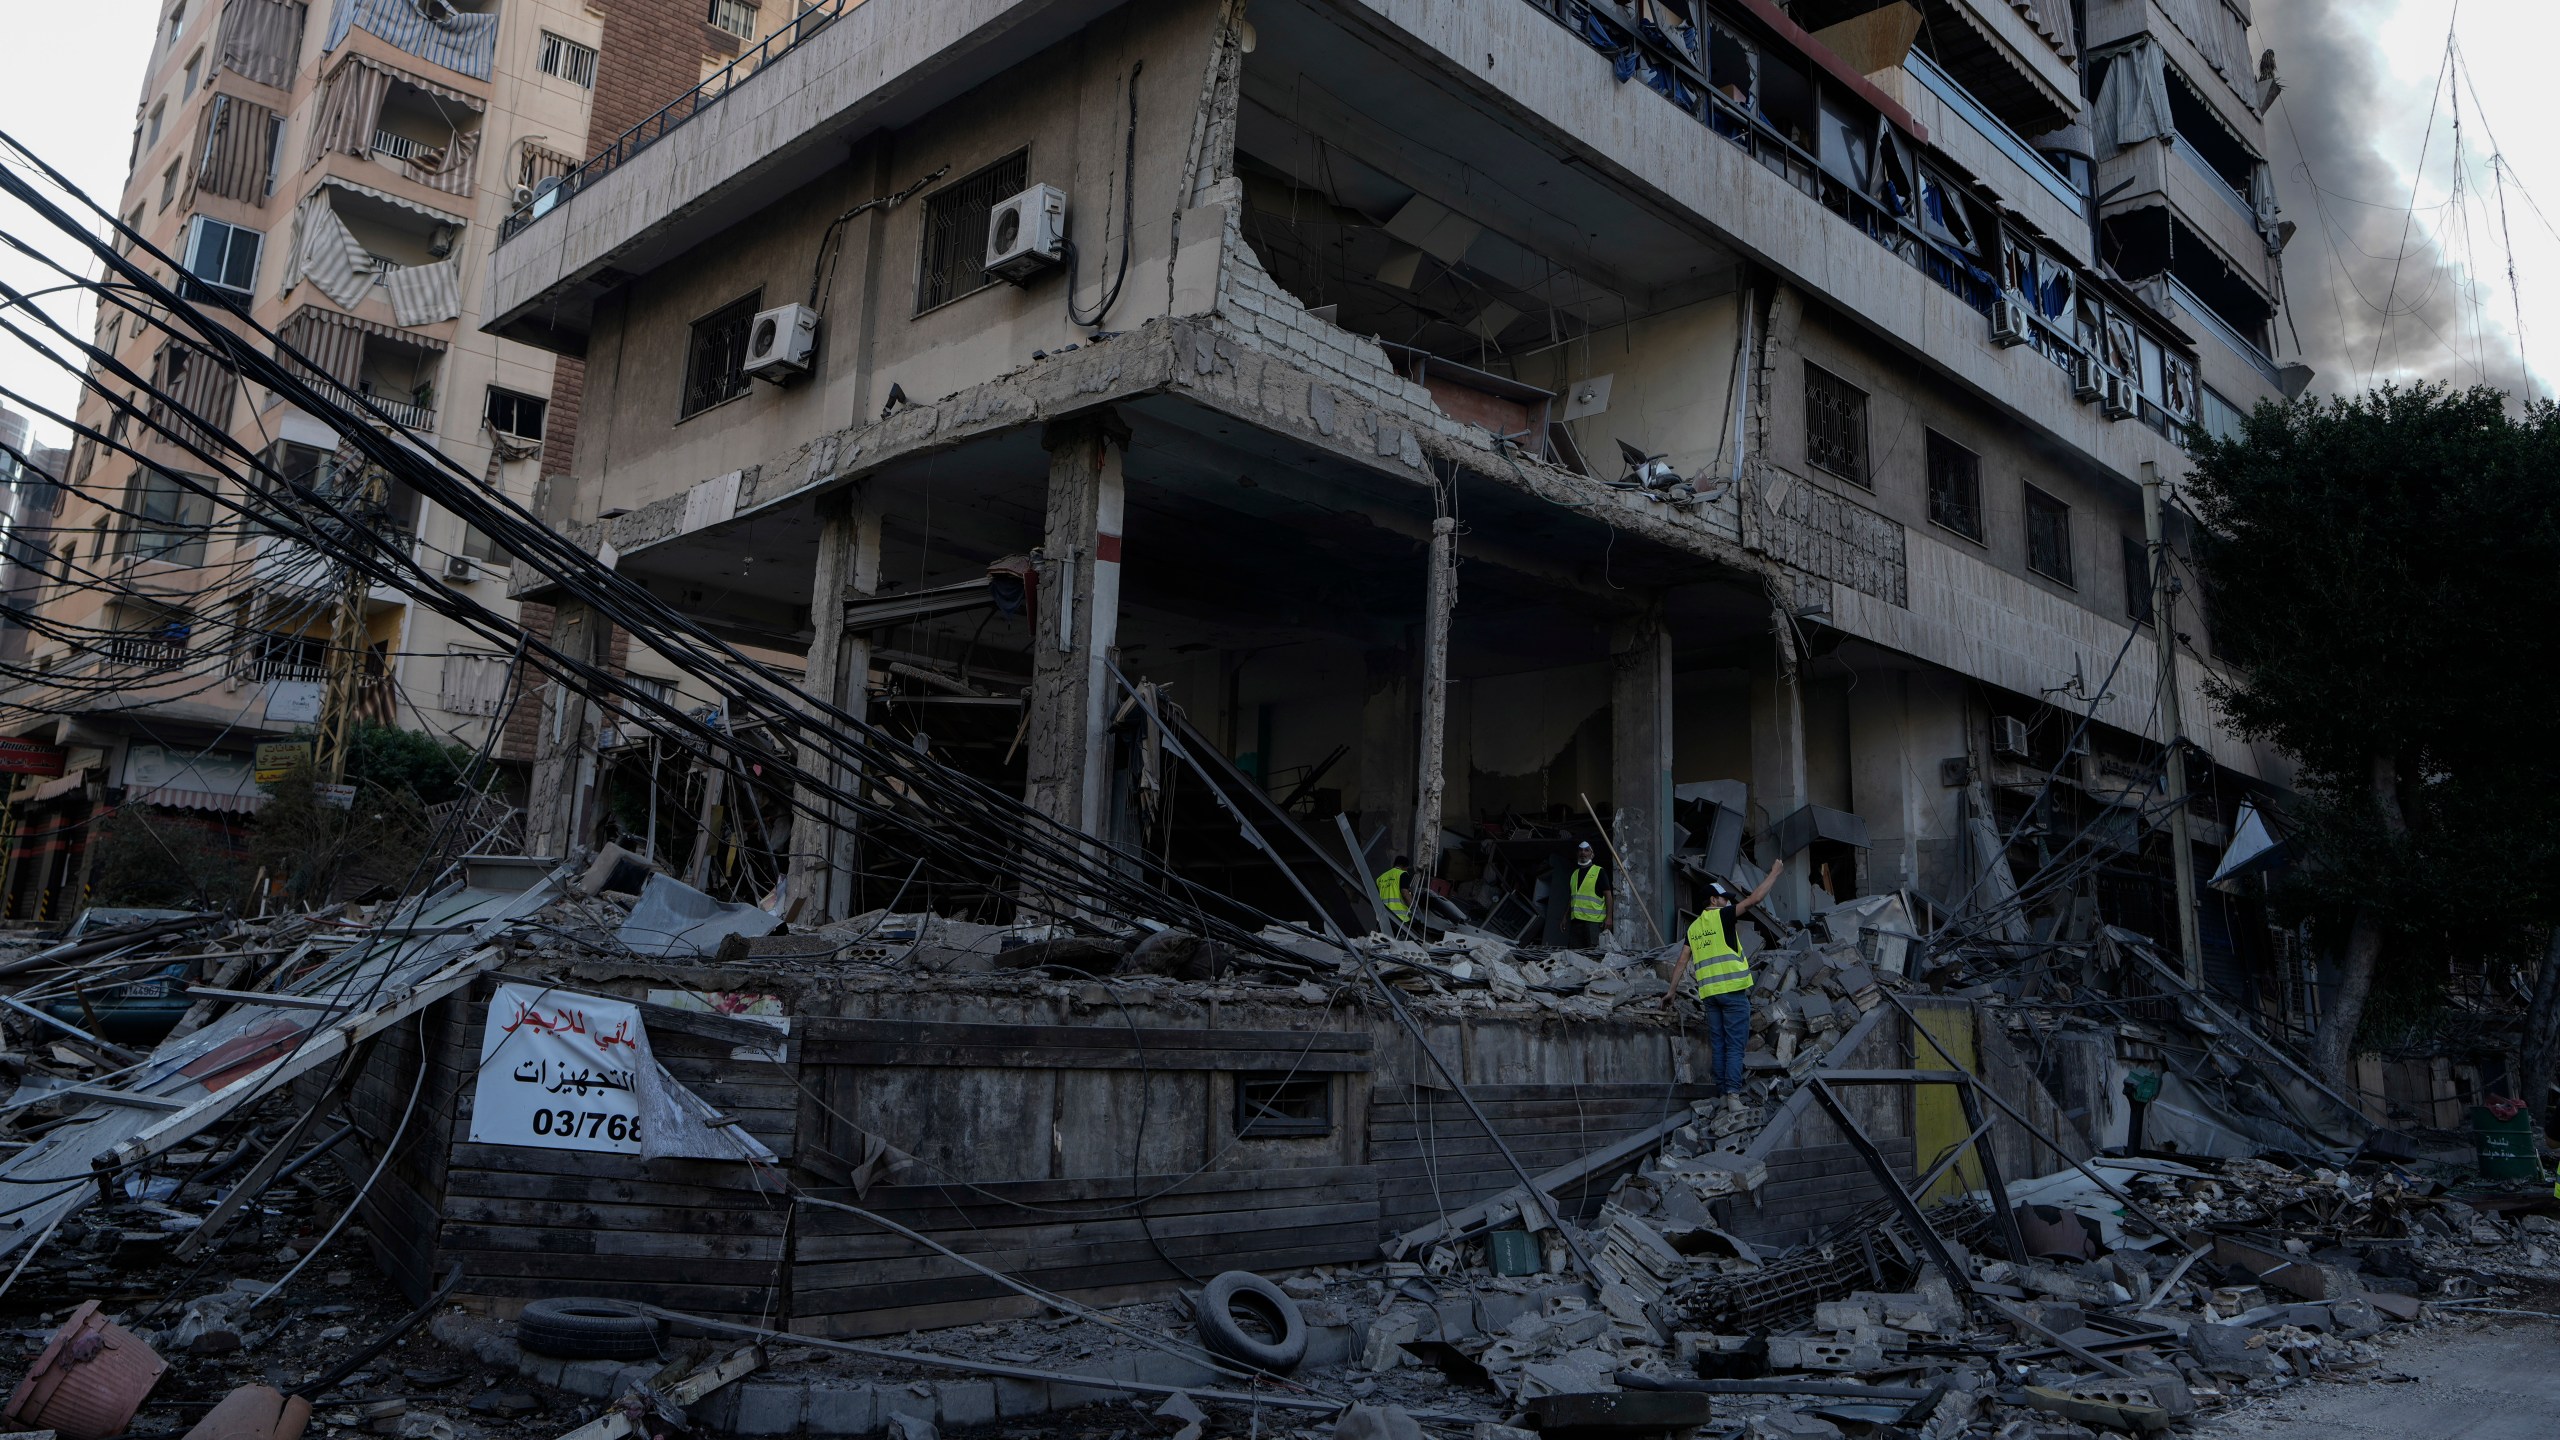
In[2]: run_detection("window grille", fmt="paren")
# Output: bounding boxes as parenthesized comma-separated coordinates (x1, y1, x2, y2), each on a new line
(1804, 363, 1868, 485)
(915, 151, 1027, 313)
(681, 292, 760, 417)
(538, 31, 597, 87)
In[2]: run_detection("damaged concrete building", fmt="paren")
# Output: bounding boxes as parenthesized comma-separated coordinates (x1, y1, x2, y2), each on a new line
(441, 0, 2315, 1333)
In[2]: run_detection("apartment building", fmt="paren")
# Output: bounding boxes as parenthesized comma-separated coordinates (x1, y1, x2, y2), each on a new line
(0, 0, 778, 918)
(487, 0, 2295, 983)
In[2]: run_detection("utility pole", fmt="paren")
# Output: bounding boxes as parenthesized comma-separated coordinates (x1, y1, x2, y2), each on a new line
(311, 462, 386, 791)
(2142, 461, 2204, 988)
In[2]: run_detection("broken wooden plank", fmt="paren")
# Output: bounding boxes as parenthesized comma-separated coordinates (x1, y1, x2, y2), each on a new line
(553, 1345, 761, 1440)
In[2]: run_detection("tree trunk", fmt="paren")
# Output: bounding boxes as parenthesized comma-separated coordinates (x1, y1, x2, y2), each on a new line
(2517, 928, 2560, 1134)
(2312, 753, 2410, 1091)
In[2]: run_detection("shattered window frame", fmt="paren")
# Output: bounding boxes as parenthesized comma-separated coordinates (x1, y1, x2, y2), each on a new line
(1803, 362, 1869, 486)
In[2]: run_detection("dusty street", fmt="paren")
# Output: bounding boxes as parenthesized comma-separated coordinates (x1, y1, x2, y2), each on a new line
(2198, 1315, 2560, 1439)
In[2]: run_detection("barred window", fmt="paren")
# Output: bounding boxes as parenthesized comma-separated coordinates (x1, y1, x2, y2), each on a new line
(680, 292, 760, 418)
(1804, 363, 1868, 485)
(1924, 430, 1982, 542)
(538, 31, 597, 88)
(916, 150, 1026, 314)
(706, 0, 757, 39)
(2024, 484, 2074, 586)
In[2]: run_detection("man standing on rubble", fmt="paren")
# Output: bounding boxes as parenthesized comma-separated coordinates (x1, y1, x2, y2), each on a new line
(1376, 854, 1414, 929)
(1680, 859, 1784, 1099)
(1564, 840, 1612, 948)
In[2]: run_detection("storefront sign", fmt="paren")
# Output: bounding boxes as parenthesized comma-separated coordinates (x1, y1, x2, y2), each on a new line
(469, 984, 649, 1154)
(0, 739, 67, 778)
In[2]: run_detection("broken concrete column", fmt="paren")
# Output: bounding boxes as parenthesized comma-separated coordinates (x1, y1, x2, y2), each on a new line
(1412, 515, 1457, 881)
(1024, 412, 1128, 846)
(1610, 606, 1673, 949)
(524, 599, 604, 861)
(786, 486, 880, 922)
(1749, 609, 1813, 920)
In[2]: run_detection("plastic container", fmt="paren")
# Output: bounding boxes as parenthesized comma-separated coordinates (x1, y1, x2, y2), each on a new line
(1485, 1228, 1541, 1277)
(4, 1299, 169, 1440)
(2469, 1105, 2541, 1181)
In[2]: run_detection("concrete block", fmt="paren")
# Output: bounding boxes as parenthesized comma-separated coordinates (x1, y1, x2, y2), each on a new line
(1473, 1292, 1535, 1335)
(1304, 1322, 1360, 1369)
(992, 1378, 1048, 1418)
(878, 1385, 937, 1430)
(518, 1354, 569, 1388)
(1430, 1297, 1480, 1340)
(690, 1388, 743, 1432)
(805, 1381, 878, 1434)
(931, 1380, 995, 1428)
(733, 1381, 806, 1436)
(557, 1360, 626, 1399)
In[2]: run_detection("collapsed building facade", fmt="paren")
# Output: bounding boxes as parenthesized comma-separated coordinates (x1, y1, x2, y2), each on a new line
(430, 0, 2324, 1336)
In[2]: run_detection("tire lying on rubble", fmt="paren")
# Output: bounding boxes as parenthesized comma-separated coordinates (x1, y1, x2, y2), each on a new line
(516, 1297, 665, 1359)
(1194, 1270, 1308, 1374)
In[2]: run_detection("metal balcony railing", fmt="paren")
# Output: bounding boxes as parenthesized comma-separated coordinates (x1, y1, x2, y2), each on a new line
(96, 633, 187, 671)
(363, 395, 437, 431)
(498, 0, 857, 242)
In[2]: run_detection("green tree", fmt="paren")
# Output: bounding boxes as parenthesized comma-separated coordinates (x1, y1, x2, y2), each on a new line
(255, 724, 484, 905)
(2187, 384, 2560, 1090)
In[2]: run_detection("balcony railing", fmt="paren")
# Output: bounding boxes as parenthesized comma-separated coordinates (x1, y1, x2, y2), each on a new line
(372, 130, 424, 163)
(362, 395, 437, 431)
(498, 0, 857, 242)
(96, 633, 187, 671)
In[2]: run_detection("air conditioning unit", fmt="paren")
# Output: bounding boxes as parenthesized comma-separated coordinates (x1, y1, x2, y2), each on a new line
(1989, 297, 2033, 347)
(743, 302, 819, 383)
(1990, 714, 2032, 759)
(2070, 352, 2104, 401)
(2099, 369, 2136, 420)
(443, 554, 477, 581)
(986, 182, 1068, 284)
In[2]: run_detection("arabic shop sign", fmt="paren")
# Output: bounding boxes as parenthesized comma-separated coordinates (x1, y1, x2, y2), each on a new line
(469, 983, 650, 1154)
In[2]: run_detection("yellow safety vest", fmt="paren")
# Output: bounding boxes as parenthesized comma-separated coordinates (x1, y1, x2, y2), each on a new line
(1376, 868, 1411, 921)
(1569, 864, 1607, 923)
(1689, 908, 1750, 998)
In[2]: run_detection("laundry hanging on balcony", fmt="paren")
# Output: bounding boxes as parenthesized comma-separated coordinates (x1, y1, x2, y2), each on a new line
(323, 0, 498, 81)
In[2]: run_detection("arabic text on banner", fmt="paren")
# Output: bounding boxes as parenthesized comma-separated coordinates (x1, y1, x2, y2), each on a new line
(470, 982, 649, 1154)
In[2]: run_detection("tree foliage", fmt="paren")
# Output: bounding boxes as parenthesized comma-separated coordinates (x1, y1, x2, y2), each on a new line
(2186, 384, 2560, 1082)
(256, 723, 484, 905)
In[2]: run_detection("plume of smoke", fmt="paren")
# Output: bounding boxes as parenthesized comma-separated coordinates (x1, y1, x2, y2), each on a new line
(2254, 0, 2533, 399)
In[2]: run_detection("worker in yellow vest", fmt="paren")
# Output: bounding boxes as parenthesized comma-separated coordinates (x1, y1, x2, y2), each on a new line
(1677, 858, 1785, 1098)
(1375, 854, 1414, 928)
(1564, 840, 1612, 948)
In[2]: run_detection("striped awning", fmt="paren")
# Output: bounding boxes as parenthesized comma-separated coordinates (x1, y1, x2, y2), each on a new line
(125, 785, 268, 814)
(16, 769, 91, 806)
(324, 0, 498, 82)
(316, 174, 467, 226)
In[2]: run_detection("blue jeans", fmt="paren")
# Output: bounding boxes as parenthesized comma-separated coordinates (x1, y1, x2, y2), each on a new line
(1700, 992, 1752, 1094)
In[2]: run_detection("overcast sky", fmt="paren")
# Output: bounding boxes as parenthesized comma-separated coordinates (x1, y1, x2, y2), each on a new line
(0, 1, 2551, 457)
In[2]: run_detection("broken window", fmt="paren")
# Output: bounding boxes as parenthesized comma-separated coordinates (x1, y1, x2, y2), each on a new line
(485, 385, 547, 440)
(124, 466, 214, 567)
(915, 150, 1026, 314)
(680, 291, 760, 418)
(2123, 534, 2154, 626)
(2024, 484, 2073, 587)
(1804, 363, 1869, 486)
(1236, 1073, 1331, 1138)
(1925, 430, 1982, 542)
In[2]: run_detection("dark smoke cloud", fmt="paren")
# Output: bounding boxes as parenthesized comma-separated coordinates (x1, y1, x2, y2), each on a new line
(2253, 0, 2534, 399)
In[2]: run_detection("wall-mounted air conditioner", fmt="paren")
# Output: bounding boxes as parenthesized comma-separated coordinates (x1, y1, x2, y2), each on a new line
(2070, 352, 2104, 401)
(443, 554, 477, 581)
(986, 183, 1067, 284)
(744, 302, 820, 383)
(2099, 370, 2136, 420)
(1991, 714, 2032, 759)
(1989, 298, 2033, 347)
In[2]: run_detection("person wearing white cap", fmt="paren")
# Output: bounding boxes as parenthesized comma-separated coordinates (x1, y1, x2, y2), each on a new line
(1563, 840, 1611, 948)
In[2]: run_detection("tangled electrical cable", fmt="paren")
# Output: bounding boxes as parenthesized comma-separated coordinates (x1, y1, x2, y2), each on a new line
(0, 127, 1337, 971)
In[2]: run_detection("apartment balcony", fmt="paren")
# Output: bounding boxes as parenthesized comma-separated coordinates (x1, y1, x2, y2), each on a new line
(361, 394, 437, 431)
(93, 632, 188, 673)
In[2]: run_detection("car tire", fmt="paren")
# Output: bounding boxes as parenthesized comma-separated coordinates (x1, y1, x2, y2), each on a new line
(516, 1297, 665, 1359)
(1194, 1271, 1307, 1374)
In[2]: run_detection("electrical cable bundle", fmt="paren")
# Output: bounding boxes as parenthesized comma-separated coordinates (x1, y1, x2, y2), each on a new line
(0, 130, 1337, 971)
